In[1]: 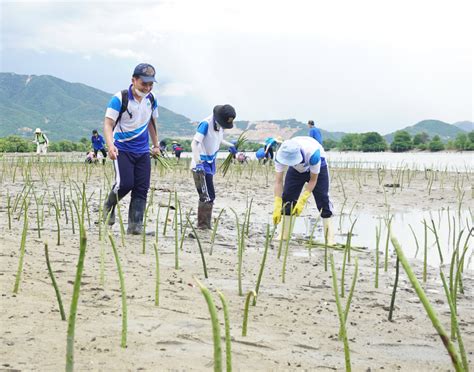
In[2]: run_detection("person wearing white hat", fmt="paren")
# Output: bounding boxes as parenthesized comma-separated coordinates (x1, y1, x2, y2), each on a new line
(34, 128, 49, 155)
(273, 136, 334, 244)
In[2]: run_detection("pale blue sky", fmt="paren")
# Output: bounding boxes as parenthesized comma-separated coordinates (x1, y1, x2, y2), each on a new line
(1, 0, 472, 133)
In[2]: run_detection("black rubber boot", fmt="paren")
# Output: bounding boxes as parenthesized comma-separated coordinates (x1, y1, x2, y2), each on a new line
(197, 201, 213, 229)
(102, 191, 119, 225)
(127, 197, 146, 235)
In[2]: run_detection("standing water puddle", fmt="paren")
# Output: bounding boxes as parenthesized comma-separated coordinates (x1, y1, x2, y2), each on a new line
(290, 209, 473, 270)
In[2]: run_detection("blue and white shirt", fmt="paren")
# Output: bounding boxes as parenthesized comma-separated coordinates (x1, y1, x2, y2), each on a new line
(275, 136, 327, 174)
(91, 134, 105, 150)
(309, 127, 323, 145)
(191, 115, 224, 169)
(105, 85, 159, 153)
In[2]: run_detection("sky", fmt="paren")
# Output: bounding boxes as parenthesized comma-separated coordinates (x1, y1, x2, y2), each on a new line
(1, 0, 473, 134)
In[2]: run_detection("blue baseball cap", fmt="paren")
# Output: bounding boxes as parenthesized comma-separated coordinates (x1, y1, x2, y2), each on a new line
(276, 139, 303, 166)
(133, 63, 157, 83)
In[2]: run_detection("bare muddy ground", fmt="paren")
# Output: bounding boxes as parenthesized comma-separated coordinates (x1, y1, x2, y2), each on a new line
(1, 159, 472, 371)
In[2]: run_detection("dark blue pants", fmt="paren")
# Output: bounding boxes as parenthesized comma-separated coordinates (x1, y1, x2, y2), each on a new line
(282, 165, 333, 218)
(205, 173, 216, 201)
(112, 151, 151, 201)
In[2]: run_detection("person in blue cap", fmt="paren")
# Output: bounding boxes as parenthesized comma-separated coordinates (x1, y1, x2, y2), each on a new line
(308, 120, 323, 145)
(262, 136, 282, 164)
(102, 63, 161, 234)
(91, 129, 107, 165)
(272, 136, 335, 244)
(191, 104, 237, 229)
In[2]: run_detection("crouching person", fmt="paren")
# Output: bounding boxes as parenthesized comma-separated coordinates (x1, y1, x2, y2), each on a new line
(272, 136, 335, 244)
(191, 104, 237, 229)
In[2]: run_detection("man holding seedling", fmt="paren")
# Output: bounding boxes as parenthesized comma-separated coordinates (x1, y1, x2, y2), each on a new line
(272, 136, 335, 244)
(191, 104, 237, 229)
(102, 63, 161, 235)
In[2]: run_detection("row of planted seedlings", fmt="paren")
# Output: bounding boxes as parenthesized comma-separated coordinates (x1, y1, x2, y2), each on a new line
(3, 156, 473, 371)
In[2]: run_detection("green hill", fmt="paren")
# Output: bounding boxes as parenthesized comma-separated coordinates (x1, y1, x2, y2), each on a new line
(0, 72, 194, 141)
(453, 121, 474, 132)
(384, 120, 465, 143)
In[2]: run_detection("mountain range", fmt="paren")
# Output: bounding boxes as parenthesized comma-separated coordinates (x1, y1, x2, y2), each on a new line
(0, 72, 471, 143)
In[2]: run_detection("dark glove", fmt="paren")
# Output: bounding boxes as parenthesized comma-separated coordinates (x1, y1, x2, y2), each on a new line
(229, 146, 237, 155)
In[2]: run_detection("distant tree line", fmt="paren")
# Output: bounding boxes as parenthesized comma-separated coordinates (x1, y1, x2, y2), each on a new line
(322, 130, 474, 152)
(0, 131, 473, 153)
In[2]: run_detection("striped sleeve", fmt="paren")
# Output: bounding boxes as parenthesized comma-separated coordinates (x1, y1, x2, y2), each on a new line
(193, 121, 208, 143)
(105, 94, 121, 121)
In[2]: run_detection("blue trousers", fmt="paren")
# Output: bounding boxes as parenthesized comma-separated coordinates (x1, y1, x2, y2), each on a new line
(282, 165, 333, 218)
(202, 161, 216, 201)
(112, 151, 151, 201)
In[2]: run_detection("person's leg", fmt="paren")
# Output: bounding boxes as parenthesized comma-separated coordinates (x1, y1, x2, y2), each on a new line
(196, 173, 214, 229)
(312, 165, 335, 244)
(128, 152, 151, 234)
(282, 168, 308, 215)
(205, 173, 216, 202)
(312, 166, 333, 218)
(103, 151, 134, 224)
(100, 148, 107, 165)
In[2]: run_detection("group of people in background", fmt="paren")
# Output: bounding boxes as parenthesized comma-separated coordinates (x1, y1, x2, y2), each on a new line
(34, 63, 334, 244)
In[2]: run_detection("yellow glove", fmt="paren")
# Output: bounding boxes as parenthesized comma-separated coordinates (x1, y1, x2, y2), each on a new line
(273, 196, 283, 225)
(292, 190, 312, 216)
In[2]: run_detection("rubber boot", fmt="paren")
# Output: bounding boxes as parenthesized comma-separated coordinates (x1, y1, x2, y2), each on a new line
(102, 191, 118, 225)
(323, 218, 335, 245)
(127, 197, 146, 235)
(197, 201, 213, 229)
(277, 215, 293, 241)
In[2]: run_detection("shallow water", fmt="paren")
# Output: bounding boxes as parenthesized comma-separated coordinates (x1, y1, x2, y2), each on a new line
(291, 209, 473, 270)
(4, 151, 472, 172)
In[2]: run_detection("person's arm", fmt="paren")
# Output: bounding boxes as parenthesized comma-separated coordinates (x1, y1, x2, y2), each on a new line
(44, 134, 49, 145)
(148, 117, 160, 156)
(104, 117, 118, 160)
(305, 172, 318, 193)
(272, 170, 285, 225)
(264, 143, 270, 154)
(221, 139, 234, 148)
(191, 139, 202, 165)
(274, 171, 284, 198)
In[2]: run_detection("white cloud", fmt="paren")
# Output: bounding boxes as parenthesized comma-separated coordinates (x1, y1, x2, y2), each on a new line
(1, 0, 472, 129)
(160, 82, 193, 97)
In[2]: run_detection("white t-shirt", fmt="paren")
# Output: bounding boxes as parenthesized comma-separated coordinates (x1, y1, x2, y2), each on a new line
(275, 136, 326, 174)
(191, 115, 224, 168)
(105, 86, 159, 153)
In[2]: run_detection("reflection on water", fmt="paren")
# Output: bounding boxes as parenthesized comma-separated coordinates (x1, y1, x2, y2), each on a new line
(291, 209, 473, 270)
